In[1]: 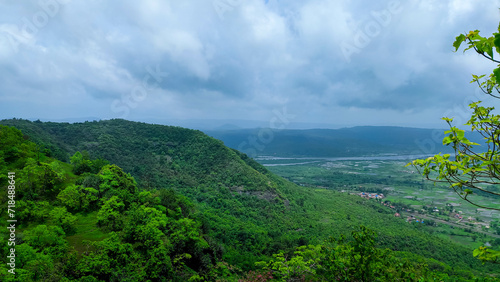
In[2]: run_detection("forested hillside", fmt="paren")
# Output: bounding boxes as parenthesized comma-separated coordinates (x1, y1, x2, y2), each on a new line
(0, 125, 218, 280)
(0, 119, 498, 281)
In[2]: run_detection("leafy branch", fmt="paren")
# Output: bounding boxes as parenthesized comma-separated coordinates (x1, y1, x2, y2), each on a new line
(411, 23, 500, 264)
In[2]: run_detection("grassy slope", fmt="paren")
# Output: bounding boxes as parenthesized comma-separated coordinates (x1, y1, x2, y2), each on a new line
(0, 119, 496, 276)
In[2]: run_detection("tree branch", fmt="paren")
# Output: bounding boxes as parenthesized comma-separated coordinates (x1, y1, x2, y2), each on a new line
(471, 42, 500, 64)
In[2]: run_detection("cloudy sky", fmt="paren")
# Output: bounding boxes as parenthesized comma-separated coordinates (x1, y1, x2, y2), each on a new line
(0, 0, 499, 129)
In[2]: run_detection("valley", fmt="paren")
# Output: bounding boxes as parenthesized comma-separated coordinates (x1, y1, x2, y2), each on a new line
(257, 156, 500, 249)
(1, 120, 499, 280)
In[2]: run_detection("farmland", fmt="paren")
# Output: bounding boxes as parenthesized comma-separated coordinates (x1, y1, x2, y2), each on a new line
(257, 156, 500, 248)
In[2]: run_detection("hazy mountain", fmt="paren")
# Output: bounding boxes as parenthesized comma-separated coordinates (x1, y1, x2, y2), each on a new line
(205, 126, 483, 158)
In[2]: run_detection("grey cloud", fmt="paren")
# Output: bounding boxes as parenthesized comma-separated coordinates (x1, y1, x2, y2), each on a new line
(0, 0, 498, 128)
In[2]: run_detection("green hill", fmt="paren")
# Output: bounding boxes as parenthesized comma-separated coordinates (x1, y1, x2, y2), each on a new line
(0, 119, 498, 280)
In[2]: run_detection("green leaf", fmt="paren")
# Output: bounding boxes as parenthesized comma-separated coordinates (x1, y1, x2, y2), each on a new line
(485, 40, 494, 58)
(453, 34, 466, 51)
(493, 67, 500, 84)
(473, 248, 481, 257)
(494, 34, 500, 51)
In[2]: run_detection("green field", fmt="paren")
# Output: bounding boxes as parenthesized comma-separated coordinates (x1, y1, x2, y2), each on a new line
(257, 156, 500, 248)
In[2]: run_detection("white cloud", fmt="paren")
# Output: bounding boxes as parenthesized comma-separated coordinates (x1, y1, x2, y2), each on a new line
(0, 0, 499, 128)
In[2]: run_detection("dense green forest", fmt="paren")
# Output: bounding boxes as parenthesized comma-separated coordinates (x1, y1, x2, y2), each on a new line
(1, 119, 499, 281)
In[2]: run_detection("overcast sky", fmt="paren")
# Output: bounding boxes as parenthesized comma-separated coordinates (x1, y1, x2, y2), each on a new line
(0, 0, 499, 129)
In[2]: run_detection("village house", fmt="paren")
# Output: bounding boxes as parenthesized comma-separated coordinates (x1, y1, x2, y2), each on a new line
(358, 192, 385, 200)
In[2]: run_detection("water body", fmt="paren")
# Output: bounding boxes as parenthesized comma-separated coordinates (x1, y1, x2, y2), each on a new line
(263, 161, 322, 167)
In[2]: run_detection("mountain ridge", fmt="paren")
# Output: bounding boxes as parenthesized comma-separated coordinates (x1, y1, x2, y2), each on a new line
(204, 126, 476, 158)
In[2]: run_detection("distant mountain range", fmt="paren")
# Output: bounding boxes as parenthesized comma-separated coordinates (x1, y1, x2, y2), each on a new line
(14, 117, 349, 130)
(3, 118, 482, 158)
(205, 126, 483, 158)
